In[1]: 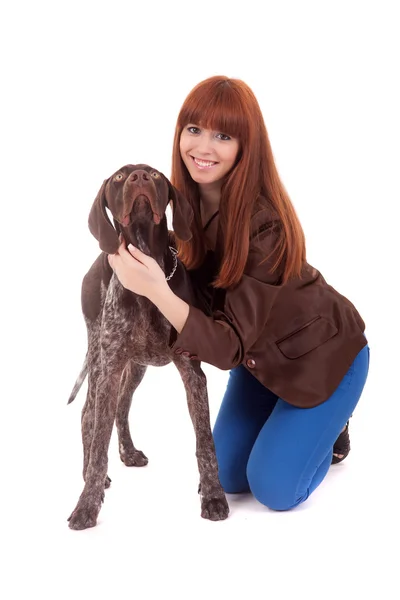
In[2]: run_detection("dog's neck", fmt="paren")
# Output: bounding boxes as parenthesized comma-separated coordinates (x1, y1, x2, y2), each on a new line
(120, 217, 173, 276)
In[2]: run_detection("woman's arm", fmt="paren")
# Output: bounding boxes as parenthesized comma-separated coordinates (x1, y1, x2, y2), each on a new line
(151, 285, 190, 334)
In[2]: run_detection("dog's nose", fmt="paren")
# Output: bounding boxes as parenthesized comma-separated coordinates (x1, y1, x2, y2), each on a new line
(130, 170, 150, 184)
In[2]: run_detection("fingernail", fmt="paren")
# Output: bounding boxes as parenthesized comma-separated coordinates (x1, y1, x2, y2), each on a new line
(128, 244, 136, 252)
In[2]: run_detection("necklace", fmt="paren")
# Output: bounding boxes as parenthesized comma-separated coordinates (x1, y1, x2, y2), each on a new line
(165, 246, 178, 281)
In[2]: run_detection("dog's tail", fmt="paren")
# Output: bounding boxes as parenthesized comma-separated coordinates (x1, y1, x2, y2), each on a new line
(67, 357, 88, 404)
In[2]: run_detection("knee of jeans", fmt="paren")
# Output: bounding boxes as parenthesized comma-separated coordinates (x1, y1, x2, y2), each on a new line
(246, 460, 301, 511)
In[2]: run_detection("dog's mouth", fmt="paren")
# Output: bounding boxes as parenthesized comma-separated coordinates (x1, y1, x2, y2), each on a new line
(121, 214, 131, 227)
(119, 194, 161, 227)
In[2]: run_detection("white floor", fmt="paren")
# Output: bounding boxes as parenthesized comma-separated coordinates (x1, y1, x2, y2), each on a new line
(2, 355, 398, 600)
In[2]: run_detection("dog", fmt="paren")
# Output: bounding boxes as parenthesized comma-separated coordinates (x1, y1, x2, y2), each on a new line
(67, 164, 229, 529)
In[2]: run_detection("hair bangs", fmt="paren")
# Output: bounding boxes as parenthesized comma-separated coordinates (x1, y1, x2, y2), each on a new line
(178, 81, 248, 141)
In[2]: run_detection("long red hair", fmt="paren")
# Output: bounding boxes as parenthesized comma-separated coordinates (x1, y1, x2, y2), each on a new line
(171, 76, 306, 288)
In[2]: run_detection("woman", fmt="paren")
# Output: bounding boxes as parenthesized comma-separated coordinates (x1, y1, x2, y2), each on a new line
(109, 75, 369, 511)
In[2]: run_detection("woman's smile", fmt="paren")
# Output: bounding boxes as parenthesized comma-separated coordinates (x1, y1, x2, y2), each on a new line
(191, 156, 219, 169)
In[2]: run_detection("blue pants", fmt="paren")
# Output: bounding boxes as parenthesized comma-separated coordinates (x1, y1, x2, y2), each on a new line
(212, 345, 370, 510)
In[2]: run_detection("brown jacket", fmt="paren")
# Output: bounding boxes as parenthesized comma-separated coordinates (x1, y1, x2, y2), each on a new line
(169, 204, 367, 408)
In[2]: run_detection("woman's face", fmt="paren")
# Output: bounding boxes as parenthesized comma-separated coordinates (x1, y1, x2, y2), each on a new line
(180, 124, 239, 187)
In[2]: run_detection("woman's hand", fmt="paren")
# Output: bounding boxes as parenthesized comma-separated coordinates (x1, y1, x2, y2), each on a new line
(108, 237, 169, 300)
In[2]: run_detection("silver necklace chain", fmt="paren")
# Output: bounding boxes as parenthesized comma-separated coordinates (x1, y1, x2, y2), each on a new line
(165, 246, 178, 281)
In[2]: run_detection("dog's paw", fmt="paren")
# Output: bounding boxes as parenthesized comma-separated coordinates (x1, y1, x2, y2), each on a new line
(201, 496, 229, 521)
(119, 448, 148, 467)
(68, 503, 100, 530)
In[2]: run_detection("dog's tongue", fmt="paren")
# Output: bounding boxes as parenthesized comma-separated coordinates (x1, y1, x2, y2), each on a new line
(121, 215, 130, 226)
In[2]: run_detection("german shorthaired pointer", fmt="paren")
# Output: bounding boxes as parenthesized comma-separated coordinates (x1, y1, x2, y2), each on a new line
(67, 164, 229, 529)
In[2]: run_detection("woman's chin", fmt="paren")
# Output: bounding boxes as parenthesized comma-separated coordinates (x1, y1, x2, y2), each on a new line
(188, 169, 222, 185)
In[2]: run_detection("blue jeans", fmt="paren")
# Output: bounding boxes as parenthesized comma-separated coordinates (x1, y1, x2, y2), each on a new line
(212, 345, 370, 510)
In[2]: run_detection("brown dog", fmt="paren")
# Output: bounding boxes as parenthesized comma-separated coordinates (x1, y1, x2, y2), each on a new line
(67, 164, 229, 529)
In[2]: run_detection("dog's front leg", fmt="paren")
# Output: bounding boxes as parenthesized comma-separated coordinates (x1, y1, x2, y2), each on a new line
(81, 340, 111, 488)
(68, 369, 121, 530)
(116, 360, 149, 467)
(173, 358, 229, 521)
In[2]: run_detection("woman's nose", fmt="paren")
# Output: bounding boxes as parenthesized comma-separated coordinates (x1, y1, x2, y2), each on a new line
(194, 133, 213, 155)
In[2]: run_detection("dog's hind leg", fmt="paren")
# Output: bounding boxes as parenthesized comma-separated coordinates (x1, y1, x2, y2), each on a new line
(173, 358, 229, 521)
(116, 361, 148, 467)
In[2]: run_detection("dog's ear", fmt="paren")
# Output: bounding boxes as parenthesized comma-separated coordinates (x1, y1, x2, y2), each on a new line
(88, 179, 120, 254)
(167, 181, 193, 242)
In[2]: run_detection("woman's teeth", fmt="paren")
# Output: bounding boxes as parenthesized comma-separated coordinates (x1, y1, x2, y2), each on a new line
(193, 157, 217, 168)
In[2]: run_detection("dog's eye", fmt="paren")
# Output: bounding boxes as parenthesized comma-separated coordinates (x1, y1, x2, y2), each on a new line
(114, 173, 124, 181)
(151, 171, 160, 179)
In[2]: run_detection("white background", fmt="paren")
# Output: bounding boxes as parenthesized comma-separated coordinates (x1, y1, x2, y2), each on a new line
(1, 1, 399, 599)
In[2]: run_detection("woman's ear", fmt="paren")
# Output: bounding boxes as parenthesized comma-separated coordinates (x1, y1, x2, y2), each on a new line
(88, 179, 120, 254)
(167, 181, 193, 242)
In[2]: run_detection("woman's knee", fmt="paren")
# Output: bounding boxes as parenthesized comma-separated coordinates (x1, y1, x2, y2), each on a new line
(246, 459, 305, 511)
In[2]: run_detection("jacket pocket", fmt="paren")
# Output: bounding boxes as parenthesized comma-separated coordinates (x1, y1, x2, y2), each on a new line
(275, 316, 338, 359)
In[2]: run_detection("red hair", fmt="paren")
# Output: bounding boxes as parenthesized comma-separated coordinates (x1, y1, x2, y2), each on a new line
(171, 76, 306, 288)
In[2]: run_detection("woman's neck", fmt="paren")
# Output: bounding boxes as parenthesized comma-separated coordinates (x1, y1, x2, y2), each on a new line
(199, 182, 221, 217)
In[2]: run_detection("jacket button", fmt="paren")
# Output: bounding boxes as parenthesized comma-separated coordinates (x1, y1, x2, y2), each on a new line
(246, 358, 256, 369)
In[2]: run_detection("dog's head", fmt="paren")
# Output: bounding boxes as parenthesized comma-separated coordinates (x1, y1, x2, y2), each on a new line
(88, 164, 193, 254)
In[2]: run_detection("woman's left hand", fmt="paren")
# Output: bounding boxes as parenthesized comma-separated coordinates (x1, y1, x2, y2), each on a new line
(108, 238, 169, 300)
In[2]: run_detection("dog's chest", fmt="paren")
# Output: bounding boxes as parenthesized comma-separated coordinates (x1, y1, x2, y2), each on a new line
(101, 277, 172, 366)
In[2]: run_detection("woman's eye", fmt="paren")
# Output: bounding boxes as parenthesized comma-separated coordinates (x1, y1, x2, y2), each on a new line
(114, 173, 124, 181)
(151, 171, 160, 179)
(216, 132, 231, 141)
(187, 126, 201, 134)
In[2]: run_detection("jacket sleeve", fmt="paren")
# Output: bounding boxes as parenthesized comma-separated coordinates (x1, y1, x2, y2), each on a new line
(169, 212, 284, 370)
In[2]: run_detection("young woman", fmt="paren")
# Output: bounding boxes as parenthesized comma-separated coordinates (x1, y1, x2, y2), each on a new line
(109, 76, 369, 511)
